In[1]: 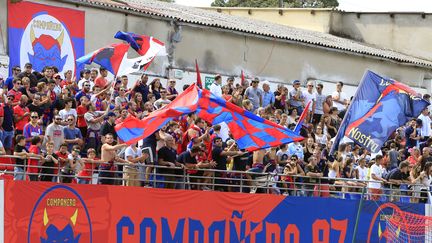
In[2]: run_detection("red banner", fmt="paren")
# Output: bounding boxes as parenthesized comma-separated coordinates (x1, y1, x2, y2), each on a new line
(4, 181, 426, 242)
(4, 181, 283, 242)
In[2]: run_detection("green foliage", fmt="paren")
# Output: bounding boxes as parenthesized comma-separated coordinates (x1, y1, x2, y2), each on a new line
(211, 0, 339, 8)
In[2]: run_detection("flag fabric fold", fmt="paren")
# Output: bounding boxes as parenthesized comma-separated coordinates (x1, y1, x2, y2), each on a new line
(116, 84, 303, 151)
(330, 70, 429, 154)
(76, 43, 130, 75)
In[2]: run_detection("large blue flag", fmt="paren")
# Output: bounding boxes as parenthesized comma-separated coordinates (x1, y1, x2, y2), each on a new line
(331, 70, 429, 154)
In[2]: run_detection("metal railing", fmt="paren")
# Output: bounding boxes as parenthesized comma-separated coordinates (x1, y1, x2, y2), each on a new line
(0, 154, 430, 203)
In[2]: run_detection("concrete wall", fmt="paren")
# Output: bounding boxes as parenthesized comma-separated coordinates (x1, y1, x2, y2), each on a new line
(202, 7, 334, 33)
(330, 12, 432, 61)
(203, 8, 432, 62)
(1, 1, 431, 97)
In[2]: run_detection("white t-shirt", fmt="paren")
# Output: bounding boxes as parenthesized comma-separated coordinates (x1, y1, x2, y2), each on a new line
(418, 114, 431, 137)
(302, 90, 315, 111)
(368, 164, 383, 189)
(124, 146, 142, 169)
(209, 83, 222, 97)
(332, 91, 348, 111)
(45, 123, 65, 151)
(59, 109, 77, 121)
(357, 166, 368, 181)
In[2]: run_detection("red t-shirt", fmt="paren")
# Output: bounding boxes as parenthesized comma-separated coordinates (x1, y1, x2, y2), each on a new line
(76, 105, 88, 128)
(13, 105, 30, 131)
(7, 89, 22, 103)
(27, 145, 40, 174)
(78, 158, 99, 179)
(95, 77, 107, 88)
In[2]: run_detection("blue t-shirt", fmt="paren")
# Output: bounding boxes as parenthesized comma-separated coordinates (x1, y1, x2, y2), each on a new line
(5, 77, 14, 90)
(63, 127, 83, 151)
(2, 105, 14, 132)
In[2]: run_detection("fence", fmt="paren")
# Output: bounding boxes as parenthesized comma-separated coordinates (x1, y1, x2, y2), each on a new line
(0, 154, 430, 203)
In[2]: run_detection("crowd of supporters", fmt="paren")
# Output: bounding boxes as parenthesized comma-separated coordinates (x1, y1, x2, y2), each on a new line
(0, 62, 431, 203)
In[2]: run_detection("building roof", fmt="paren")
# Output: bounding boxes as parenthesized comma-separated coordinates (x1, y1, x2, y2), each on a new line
(68, 0, 432, 68)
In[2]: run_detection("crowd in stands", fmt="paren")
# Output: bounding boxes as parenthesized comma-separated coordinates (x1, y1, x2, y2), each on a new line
(0, 62, 431, 203)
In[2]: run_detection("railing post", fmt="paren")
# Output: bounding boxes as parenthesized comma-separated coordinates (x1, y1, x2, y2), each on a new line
(239, 172, 243, 193)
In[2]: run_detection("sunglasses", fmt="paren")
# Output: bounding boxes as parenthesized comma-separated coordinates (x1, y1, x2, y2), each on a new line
(67, 119, 74, 121)
(16, 82, 22, 85)
(120, 89, 125, 92)
(7, 97, 13, 100)
(31, 116, 39, 119)
(73, 150, 80, 153)
(84, 85, 90, 87)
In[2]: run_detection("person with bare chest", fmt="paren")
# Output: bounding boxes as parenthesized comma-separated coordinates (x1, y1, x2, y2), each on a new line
(99, 133, 128, 185)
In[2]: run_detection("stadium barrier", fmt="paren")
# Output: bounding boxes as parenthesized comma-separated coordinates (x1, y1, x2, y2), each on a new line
(0, 154, 430, 203)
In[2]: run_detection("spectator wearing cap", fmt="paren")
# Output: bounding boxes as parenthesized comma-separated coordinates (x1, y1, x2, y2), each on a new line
(261, 80, 275, 108)
(289, 80, 305, 115)
(166, 79, 178, 101)
(332, 81, 348, 118)
(7, 78, 23, 106)
(94, 67, 108, 89)
(244, 78, 263, 111)
(17, 63, 38, 88)
(5, 65, 21, 91)
(1, 94, 14, 154)
(210, 74, 223, 98)
(13, 95, 30, 135)
(78, 69, 91, 90)
(100, 112, 118, 144)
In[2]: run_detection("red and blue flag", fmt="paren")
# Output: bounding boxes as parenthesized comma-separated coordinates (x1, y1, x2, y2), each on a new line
(116, 84, 303, 151)
(294, 100, 312, 134)
(331, 70, 430, 154)
(76, 43, 129, 76)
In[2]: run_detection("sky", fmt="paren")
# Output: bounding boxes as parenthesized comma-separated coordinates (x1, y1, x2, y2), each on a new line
(175, 0, 432, 12)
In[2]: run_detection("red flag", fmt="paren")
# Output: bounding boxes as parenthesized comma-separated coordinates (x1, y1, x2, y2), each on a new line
(241, 70, 247, 86)
(195, 59, 202, 88)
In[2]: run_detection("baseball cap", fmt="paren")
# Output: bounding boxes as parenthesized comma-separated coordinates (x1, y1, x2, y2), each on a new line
(107, 111, 116, 117)
(252, 77, 260, 83)
(293, 80, 300, 85)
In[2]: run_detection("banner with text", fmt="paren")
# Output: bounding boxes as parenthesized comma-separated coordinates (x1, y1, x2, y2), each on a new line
(3, 181, 425, 242)
(7, 0, 85, 77)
